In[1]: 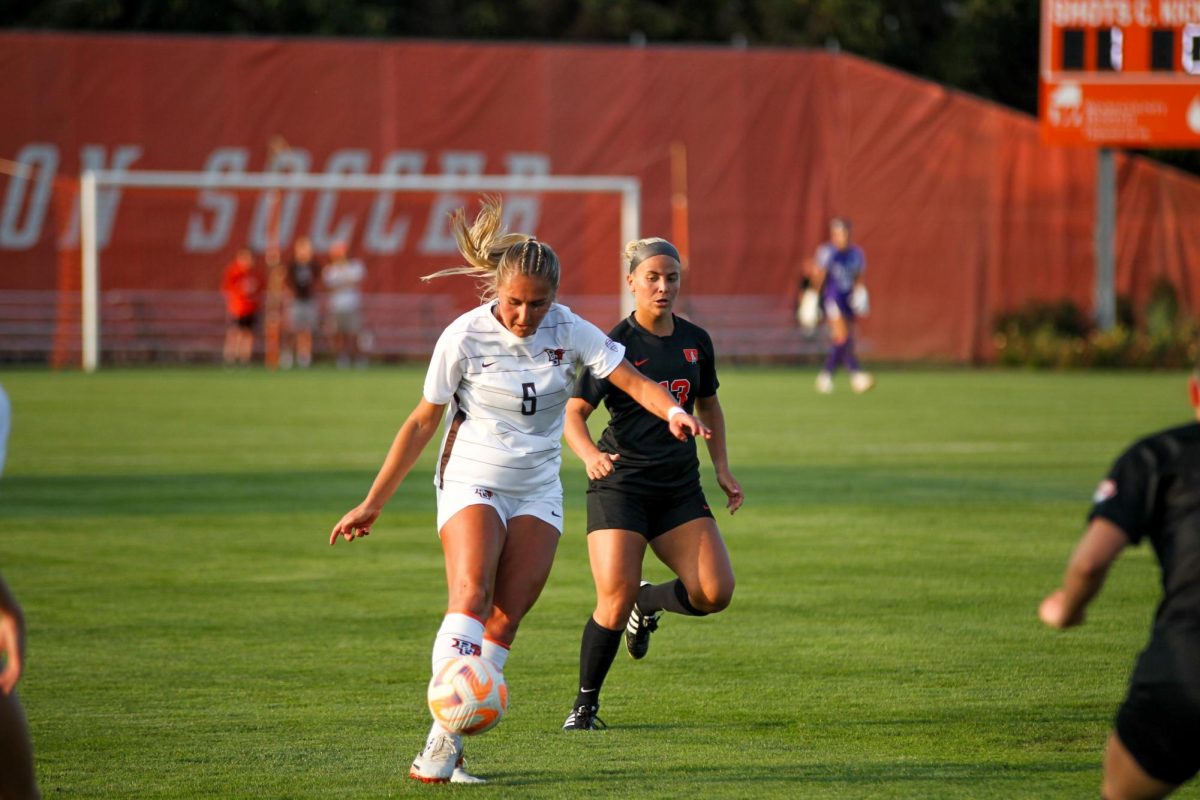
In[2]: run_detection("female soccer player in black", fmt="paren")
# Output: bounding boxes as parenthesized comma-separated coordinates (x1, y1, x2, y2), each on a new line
(561, 238, 743, 730)
(1040, 370, 1200, 799)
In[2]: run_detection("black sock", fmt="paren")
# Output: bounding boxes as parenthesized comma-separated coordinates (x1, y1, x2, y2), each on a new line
(637, 578, 709, 617)
(575, 616, 623, 708)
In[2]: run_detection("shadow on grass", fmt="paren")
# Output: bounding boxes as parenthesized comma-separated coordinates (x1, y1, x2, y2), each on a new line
(0, 462, 1082, 519)
(485, 757, 1094, 788)
(0, 470, 375, 518)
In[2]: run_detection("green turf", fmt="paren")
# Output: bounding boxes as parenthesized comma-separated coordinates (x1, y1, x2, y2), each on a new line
(0, 366, 1195, 798)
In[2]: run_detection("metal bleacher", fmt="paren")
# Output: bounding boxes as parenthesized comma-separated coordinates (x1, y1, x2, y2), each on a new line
(566, 294, 829, 362)
(0, 291, 828, 365)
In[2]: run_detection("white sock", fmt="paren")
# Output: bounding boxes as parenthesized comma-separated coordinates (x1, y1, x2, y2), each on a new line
(431, 612, 484, 672)
(425, 719, 459, 742)
(481, 637, 510, 671)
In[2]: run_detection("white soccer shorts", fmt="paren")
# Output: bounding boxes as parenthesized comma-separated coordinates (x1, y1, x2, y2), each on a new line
(436, 480, 564, 534)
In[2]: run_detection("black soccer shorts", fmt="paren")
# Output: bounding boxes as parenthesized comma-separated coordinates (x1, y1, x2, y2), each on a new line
(1115, 680, 1200, 785)
(586, 481, 714, 540)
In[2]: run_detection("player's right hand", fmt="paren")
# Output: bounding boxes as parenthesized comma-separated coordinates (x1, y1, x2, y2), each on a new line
(330, 504, 381, 545)
(585, 451, 619, 480)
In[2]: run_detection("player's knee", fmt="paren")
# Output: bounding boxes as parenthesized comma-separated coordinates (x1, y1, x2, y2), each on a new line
(594, 588, 638, 629)
(692, 578, 734, 614)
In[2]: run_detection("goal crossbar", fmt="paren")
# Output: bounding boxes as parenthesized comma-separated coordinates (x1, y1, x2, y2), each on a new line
(79, 169, 641, 371)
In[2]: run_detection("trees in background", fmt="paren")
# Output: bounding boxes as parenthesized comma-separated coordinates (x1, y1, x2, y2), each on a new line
(3, 0, 1193, 172)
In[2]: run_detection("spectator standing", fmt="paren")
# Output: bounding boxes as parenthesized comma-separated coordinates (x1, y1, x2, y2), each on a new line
(220, 248, 264, 366)
(322, 241, 366, 369)
(285, 237, 320, 369)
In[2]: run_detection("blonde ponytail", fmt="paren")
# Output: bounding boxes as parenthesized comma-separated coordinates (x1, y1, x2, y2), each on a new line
(422, 195, 560, 302)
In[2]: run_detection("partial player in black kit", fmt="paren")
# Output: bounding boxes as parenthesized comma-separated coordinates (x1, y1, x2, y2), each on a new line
(1040, 369, 1200, 800)
(0, 387, 40, 800)
(561, 237, 743, 731)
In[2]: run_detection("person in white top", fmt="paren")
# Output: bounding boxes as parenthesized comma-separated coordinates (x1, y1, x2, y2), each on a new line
(321, 241, 367, 368)
(329, 196, 709, 785)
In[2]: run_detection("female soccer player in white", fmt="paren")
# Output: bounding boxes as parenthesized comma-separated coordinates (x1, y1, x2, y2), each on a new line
(560, 238, 742, 731)
(329, 199, 709, 784)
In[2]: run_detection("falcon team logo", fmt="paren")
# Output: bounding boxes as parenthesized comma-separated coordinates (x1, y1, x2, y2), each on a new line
(544, 347, 566, 366)
(683, 348, 699, 363)
(451, 637, 483, 657)
(1093, 479, 1117, 504)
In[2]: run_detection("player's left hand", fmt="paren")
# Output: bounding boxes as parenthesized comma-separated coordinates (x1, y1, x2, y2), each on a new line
(1038, 589, 1085, 629)
(669, 412, 711, 442)
(717, 471, 744, 515)
(0, 609, 24, 695)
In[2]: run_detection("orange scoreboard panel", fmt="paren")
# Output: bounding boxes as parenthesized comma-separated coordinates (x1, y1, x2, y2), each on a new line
(1040, 1, 1200, 145)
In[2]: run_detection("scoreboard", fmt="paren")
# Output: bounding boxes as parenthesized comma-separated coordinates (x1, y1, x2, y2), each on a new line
(1040, 0, 1200, 145)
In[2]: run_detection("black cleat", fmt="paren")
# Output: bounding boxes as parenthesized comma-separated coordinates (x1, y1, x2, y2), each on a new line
(562, 703, 607, 731)
(625, 582, 662, 660)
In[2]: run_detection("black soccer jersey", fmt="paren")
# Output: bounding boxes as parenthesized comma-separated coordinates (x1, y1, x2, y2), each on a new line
(574, 313, 718, 491)
(1090, 421, 1200, 682)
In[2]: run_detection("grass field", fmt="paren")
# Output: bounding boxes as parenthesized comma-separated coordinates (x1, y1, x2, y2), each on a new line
(1, 366, 1196, 798)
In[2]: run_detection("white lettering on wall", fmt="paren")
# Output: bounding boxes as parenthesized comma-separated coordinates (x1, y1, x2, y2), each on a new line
(184, 148, 249, 252)
(0, 143, 58, 250)
(249, 148, 311, 251)
(363, 150, 426, 254)
(311, 149, 370, 252)
(418, 151, 488, 255)
(59, 144, 144, 249)
(502, 153, 551, 234)
(0, 142, 554, 255)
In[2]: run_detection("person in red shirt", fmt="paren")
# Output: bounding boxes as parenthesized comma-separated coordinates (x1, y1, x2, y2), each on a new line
(221, 248, 265, 365)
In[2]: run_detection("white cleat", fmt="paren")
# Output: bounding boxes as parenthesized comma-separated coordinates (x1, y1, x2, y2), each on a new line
(409, 731, 461, 784)
(815, 371, 834, 394)
(850, 372, 876, 394)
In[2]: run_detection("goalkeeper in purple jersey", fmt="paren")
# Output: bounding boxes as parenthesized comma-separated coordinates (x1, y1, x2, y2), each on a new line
(810, 217, 874, 394)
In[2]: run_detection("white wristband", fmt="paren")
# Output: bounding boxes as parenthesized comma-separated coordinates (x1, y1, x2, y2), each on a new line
(667, 406, 686, 421)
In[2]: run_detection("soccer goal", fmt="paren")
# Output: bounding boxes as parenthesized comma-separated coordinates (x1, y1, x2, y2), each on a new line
(77, 169, 640, 371)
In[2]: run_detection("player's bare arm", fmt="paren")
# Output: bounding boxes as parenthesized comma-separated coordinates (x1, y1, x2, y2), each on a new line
(695, 393, 743, 514)
(563, 397, 619, 480)
(1039, 517, 1130, 629)
(330, 399, 447, 545)
(0, 576, 26, 695)
(606, 360, 711, 442)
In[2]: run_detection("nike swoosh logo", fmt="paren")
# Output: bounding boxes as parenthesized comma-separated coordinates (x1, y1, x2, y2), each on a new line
(551, 511, 561, 517)
(482, 361, 496, 367)
(634, 358, 649, 367)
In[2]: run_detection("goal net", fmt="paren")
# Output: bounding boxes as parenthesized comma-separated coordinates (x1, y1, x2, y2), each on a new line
(61, 170, 638, 370)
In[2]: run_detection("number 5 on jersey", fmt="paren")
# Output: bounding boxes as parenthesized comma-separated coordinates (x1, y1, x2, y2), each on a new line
(521, 382, 537, 415)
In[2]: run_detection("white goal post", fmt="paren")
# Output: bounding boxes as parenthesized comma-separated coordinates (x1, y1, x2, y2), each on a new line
(79, 169, 641, 372)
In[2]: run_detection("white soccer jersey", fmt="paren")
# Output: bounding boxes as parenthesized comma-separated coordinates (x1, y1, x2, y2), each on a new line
(322, 259, 365, 313)
(423, 302, 625, 495)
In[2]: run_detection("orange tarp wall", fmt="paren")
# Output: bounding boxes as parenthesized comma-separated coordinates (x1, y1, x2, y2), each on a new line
(2, 32, 1198, 361)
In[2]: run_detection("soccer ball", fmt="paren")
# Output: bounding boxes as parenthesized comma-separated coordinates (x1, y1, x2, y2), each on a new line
(427, 656, 508, 736)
